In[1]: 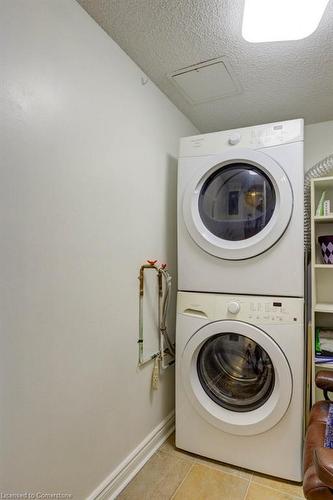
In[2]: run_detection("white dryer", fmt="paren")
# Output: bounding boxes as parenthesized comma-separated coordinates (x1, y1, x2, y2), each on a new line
(178, 119, 304, 297)
(176, 292, 304, 481)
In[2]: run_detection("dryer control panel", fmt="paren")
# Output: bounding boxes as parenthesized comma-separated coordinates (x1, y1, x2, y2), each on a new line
(178, 292, 304, 325)
(179, 118, 304, 158)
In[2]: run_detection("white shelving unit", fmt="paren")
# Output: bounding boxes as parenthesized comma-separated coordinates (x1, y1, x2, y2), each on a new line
(311, 176, 333, 403)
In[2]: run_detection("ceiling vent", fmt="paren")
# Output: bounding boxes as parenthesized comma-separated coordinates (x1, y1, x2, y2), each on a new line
(168, 57, 242, 105)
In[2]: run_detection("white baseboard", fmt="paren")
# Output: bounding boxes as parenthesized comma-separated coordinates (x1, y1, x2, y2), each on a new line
(87, 411, 175, 500)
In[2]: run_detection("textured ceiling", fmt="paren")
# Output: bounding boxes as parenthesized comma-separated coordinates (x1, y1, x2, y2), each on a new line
(77, 0, 333, 133)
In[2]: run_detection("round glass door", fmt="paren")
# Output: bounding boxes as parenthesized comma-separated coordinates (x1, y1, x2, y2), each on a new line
(198, 164, 276, 242)
(181, 320, 292, 435)
(197, 333, 275, 412)
(182, 148, 293, 260)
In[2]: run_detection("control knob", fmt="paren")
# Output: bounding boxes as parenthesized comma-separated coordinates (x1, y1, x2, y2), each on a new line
(228, 133, 241, 145)
(227, 301, 240, 314)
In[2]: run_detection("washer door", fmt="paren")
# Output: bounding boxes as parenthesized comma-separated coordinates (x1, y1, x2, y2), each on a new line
(183, 148, 293, 260)
(181, 320, 292, 436)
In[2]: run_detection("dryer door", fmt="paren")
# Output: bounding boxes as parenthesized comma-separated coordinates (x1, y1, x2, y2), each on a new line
(181, 320, 292, 436)
(182, 148, 293, 260)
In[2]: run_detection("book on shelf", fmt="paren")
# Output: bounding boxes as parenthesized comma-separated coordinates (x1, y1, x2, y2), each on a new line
(315, 354, 333, 364)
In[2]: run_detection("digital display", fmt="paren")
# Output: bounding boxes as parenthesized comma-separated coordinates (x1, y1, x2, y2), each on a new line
(273, 302, 282, 307)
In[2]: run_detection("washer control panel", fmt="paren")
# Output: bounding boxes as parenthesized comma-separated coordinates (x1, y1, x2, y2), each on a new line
(244, 300, 297, 323)
(226, 298, 302, 324)
(178, 292, 303, 325)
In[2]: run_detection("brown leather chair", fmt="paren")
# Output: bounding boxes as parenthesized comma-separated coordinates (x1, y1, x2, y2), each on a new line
(304, 371, 333, 499)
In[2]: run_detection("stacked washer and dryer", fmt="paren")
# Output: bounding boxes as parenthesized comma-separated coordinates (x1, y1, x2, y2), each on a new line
(176, 119, 305, 481)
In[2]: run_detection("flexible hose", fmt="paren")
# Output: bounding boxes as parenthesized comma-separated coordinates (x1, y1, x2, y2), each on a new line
(304, 154, 333, 253)
(159, 268, 175, 357)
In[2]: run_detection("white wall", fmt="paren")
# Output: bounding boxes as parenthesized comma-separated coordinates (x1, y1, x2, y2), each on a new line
(305, 120, 333, 172)
(0, 0, 197, 497)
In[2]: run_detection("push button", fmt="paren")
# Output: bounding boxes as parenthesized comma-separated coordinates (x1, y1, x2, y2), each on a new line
(227, 301, 240, 314)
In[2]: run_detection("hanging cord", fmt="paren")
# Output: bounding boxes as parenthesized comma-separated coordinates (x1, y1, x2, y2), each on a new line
(152, 356, 160, 390)
(159, 265, 175, 358)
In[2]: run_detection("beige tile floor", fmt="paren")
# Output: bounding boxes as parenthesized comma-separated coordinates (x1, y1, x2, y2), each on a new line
(118, 433, 305, 500)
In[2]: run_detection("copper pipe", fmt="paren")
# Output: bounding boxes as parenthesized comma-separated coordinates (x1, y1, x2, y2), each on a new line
(139, 264, 159, 296)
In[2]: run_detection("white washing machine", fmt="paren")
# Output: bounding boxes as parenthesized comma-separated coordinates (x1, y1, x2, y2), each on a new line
(178, 119, 304, 297)
(176, 291, 304, 481)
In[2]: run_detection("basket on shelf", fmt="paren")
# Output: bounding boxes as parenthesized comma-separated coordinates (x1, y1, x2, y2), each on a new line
(318, 235, 333, 264)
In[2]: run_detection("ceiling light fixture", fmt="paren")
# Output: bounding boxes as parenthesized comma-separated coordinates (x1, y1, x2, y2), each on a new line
(242, 0, 330, 43)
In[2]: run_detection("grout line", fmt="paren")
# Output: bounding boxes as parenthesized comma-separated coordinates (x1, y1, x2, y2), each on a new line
(243, 476, 252, 500)
(159, 443, 196, 463)
(160, 439, 304, 500)
(170, 463, 194, 499)
(192, 458, 251, 482)
(162, 444, 254, 485)
(161, 448, 195, 463)
(160, 435, 252, 482)
(159, 447, 193, 461)
(153, 454, 190, 499)
(250, 479, 304, 499)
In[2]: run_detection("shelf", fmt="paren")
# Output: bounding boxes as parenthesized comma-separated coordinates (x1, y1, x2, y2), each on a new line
(315, 303, 333, 313)
(314, 216, 333, 222)
(311, 178, 333, 404)
(315, 362, 333, 369)
(312, 176, 333, 187)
